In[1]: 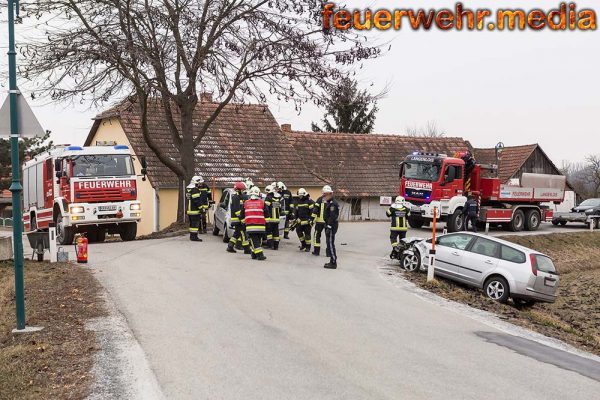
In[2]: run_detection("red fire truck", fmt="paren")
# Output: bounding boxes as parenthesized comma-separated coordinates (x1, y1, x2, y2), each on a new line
(400, 151, 566, 232)
(22, 144, 146, 244)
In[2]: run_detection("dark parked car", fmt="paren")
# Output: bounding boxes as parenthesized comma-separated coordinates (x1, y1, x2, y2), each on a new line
(552, 198, 600, 229)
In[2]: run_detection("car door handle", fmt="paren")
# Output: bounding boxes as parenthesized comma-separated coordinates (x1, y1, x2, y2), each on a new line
(451, 251, 460, 256)
(484, 260, 494, 264)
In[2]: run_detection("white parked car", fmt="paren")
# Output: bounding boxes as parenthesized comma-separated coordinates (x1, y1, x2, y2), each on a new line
(213, 188, 285, 242)
(405, 232, 559, 304)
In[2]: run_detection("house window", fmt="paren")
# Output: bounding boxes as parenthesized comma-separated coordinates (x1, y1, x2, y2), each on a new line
(350, 198, 362, 216)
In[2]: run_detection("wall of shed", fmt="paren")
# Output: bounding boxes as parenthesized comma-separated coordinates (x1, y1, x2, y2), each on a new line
(511, 147, 561, 180)
(89, 118, 155, 236)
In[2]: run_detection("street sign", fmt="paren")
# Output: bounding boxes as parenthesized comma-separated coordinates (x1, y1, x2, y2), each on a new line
(0, 92, 45, 138)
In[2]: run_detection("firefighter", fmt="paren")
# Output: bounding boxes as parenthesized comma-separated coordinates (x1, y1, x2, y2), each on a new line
(323, 185, 340, 269)
(242, 186, 267, 260)
(185, 176, 203, 242)
(311, 185, 330, 256)
(387, 196, 410, 259)
(278, 181, 293, 239)
(463, 194, 479, 232)
(197, 176, 212, 234)
(294, 188, 314, 252)
(264, 184, 282, 250)
(227, 181, 251, 254)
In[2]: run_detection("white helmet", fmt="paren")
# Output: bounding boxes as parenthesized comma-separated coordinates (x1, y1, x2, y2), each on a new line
(277, 181, 286, 191)
(249, 186, 260, 198)
(191, 175, 202, 185)
(297, 188, 308, 197)
(395, 196, 405, 205)
(265, 184, 274, 194)
(322, 185, 333, 194)
(244, 178, 254, 189)
(271, 182, 279, 191)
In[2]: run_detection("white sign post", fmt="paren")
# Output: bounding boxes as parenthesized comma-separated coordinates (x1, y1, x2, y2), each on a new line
(49, 223, 57, 263)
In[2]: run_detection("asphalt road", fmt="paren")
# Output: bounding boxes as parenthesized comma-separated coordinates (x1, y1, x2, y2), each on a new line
(88, 222, 600, 399)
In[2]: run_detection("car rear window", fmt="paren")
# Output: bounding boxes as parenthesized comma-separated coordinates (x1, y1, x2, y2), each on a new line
(534, 255, 557, 274)
(500, 245, 526, 264)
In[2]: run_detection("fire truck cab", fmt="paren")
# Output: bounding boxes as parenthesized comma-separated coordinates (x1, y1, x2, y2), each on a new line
(22, 145, 144, 244)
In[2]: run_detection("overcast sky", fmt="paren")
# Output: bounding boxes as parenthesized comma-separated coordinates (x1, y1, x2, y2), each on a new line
(1, 0, 598, 165)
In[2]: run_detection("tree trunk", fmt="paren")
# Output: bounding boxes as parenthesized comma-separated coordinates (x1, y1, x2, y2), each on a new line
(177, 102, 198, 222)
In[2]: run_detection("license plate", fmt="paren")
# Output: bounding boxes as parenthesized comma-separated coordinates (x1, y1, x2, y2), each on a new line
(98, 205, 117, 212)
(544, 278, 556, 287)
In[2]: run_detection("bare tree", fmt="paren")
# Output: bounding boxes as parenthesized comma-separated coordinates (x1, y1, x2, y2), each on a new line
(585, 155, 600, 197)
(406, 120, 446, 138)
(19, 0, 380, 220)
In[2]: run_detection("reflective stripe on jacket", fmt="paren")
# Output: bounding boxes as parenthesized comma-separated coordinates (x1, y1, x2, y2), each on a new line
(386, 205, 410, 231)
(311, 196, 326, 224)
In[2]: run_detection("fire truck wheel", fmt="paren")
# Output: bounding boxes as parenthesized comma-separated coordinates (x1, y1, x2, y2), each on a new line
(408, 216, 424, 229)
(509, 209, 525, 232)
(447, 209, 465, 233)
(55, 211, 75, 245)
(119, 223, 137, 241)
(524, 209, 541, 231)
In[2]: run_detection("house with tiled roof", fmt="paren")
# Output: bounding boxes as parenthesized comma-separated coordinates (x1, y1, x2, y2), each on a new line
(284, 127, 472, 220)
(85, 96, 325, 235)
(85, 97, 572, 234)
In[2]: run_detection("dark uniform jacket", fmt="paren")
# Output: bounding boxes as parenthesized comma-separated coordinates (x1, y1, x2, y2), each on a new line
(312, 196, 327, 224)
(281, 189, 293, 215)
(294, 196, 314, 224)
(198, 183, 212, 210)
(463, 199, 479, 217)
(324, 198, 340, 228)
(386, 205, 410, 231)
(264, 193, 282, 223)
(186, 185, 201, 215)
(230, 190, 246, 224)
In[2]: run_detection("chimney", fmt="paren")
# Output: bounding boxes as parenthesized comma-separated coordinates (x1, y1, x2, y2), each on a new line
(281, 123, 292, 133)
(200, 92, 213, 103)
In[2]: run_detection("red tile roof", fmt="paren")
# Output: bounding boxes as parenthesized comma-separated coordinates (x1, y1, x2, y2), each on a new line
(286, 131, 471, 197)
(472, 144, 538, 183)
(87, 100, 318, 189)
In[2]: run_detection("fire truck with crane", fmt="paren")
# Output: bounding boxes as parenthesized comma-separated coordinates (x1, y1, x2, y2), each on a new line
(399, 150, 566, 232)
(22, 144, 147, 244)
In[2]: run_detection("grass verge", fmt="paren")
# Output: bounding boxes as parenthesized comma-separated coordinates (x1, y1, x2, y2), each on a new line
(0, 260, 105, 399)
(399, 232, 600, 356)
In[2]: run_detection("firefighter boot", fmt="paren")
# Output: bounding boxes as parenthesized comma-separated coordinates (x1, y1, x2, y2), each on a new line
(190, 233, 202, 242)
(312, 247, 320, 256)
(244, 246, 252, 255)
(324, 262, 337, 269)
(226, 243, 236, 253)
(273, 241, 279, 251)
(256, 253, 267, 261)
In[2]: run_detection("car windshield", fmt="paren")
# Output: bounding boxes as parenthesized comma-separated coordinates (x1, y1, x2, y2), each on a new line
(71, 154, 134, 177)
(404, 162, 441, 182)
(579, 199, 600, 207)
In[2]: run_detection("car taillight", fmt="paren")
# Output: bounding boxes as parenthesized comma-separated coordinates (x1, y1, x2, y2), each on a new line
(529, 254, 538, 276)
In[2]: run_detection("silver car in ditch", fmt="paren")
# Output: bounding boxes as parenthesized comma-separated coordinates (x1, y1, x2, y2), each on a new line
(406, 232, 559, 304)
(213, 188, 285, 243)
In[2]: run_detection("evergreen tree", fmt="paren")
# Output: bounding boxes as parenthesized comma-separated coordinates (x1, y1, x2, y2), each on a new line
(0, 131, 53, 190)
(312, 78, 378, 134)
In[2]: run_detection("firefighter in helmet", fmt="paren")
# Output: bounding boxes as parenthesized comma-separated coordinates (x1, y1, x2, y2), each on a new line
(264, 184, 282, 250)
(294, 188, 314, 251)
(322, 185, 340, 269)
(227, 181, 251, 254)
(387, 196, 410, 258)
(311, 185, 331, 256)
(241, 186, 267, 260)
(196, 176, 212, 234)
(278, 181, 293, 239)
(463, 193, 480, 232)
(185, 176, 203, 242)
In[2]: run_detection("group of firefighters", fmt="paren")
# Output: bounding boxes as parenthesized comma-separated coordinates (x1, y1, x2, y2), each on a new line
(185, 176, 480, 269)
(185, 177, 340, 269)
